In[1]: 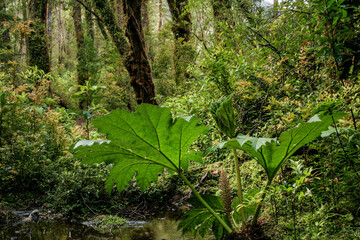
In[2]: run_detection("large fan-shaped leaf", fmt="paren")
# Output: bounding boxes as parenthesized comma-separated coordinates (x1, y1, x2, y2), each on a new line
(73, 104, 208, 193)
(216, 112, 345, 181)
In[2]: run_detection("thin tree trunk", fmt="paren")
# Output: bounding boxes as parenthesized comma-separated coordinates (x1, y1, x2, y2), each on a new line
(21, 0, 29, 64)
(46, 1, 52, 70)
(158, 0, 163, 32)
(57, 2, 65, 64)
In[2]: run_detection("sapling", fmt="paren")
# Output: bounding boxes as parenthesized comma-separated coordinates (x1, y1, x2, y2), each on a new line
(70, 81, 107, 139)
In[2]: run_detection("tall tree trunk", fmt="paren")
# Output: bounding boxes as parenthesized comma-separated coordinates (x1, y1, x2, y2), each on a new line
(158, 0, 163, 32)
(21, 0, 29, 64)
(0, 1, 11, 49)
(28, 0, 50, 73)
(46, 1, 52, 69)
(167, 0, 193, 85)
(92, 0, 157, 105)
(141, 0, 149, 33)
(73, 0, 90, 108)
(84, 0, 94, 39)
(167, 0, 191, 43)
(57, 2, 65, 64)
(123, 0, 157, 105)
(141, 0, 153, 62)
(72, 0, 85, 85)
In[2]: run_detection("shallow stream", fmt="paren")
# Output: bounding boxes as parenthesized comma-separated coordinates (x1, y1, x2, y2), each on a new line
(0, 210, 213, 240)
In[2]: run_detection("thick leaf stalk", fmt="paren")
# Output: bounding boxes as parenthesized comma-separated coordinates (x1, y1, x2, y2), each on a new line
(252, 180, 271, 225)
(179, 171, 233, 234)
(233, 149, 247, 227)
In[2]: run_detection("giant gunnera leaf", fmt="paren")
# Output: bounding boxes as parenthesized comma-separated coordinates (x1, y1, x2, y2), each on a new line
(216, 112, 345, 181)
(73, 104, 208, 193)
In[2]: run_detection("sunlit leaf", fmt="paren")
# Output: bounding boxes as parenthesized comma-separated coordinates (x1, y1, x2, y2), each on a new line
(215, 112, 345, 181)
(73, 104, 208, 193)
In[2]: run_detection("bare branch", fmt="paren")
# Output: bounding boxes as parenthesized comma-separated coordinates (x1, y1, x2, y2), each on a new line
(74, 0, 103, 23)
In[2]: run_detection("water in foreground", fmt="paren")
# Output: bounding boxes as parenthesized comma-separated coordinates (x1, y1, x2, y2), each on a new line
(0, 210, 214, 240)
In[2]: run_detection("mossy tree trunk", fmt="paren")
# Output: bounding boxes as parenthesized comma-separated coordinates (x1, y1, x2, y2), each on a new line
(28, 0, 50, 73)
(0, 1, 11, 51)
(167, 0, 194, 85)
(84, 0, 94, 39)
(123, 0, 157, 105)
(91, 0, 157, 105)
(72, 0, 89, 109)
(46, 1, 52, 68)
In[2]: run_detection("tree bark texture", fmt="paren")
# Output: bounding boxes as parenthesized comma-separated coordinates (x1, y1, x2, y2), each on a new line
(92, 0, 128, 55)
(141, 0, 149, 33)
(28, 0, 50, 73)
(92, 0, 157, 105)
(84, 0, 94, 39)
(167, 0, 193, 85)
(167, 0, 191, 42)
(0, 1, 11, 49)
(123, 0, 157, 105)
(72, 1, 88, 109)
(72, 1, 88, 86)
(114, 0, 124, 28)
(158, 0, 163, 32)
(56, 2, 65, 64)
(46, 1, 52, 69)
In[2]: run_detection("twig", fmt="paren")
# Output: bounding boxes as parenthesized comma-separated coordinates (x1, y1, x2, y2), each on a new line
(80, 193, 98, 215)
(248, 27, 281, 58)
(192, 32, 209, 52)
(247, 26, 295, 69)
(331, 113, 360, 181)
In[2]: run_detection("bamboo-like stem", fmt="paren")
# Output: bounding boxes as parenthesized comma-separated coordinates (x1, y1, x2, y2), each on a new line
(179, 171, 233, 234)
(233, 149, 247, 227)
(252, 180, 271, 225)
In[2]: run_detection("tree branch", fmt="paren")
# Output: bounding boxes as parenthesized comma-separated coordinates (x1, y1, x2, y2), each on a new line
(74, 0, 103, 23)
(247, 26, 294, 69)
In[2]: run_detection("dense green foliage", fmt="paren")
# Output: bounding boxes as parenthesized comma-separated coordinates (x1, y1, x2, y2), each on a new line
(1, 0, 360, 239)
